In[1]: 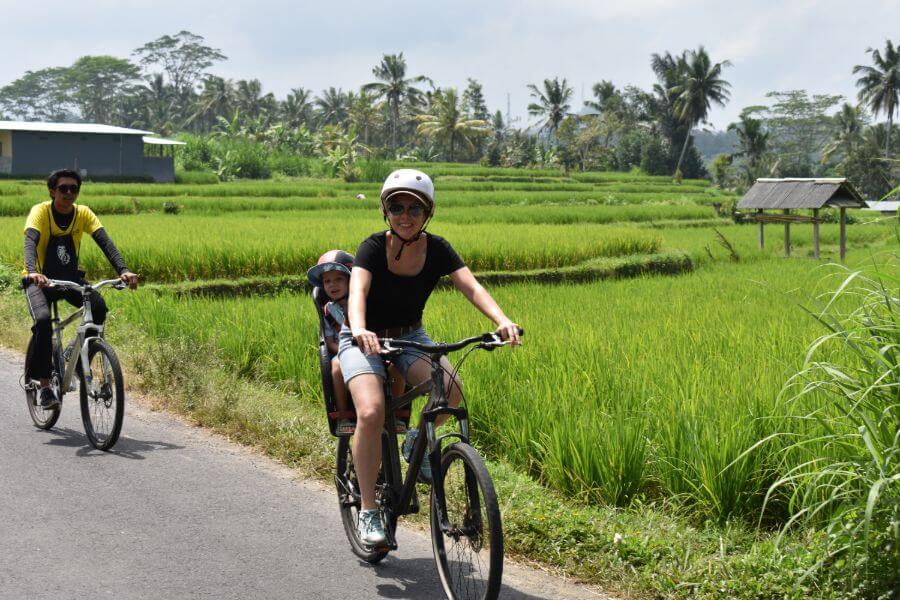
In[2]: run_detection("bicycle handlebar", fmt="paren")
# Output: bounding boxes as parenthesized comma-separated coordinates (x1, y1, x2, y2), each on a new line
(353, 327, 524, 356)
(47, 278, 126, 293)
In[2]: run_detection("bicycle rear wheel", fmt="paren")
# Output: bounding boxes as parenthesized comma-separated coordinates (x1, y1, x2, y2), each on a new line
(24, 336, 61, 430)
(335, 435, 390, 564)
(25, 378, 61, 430)
(78, 339, 124, 451)
(431, 442, 503, 600)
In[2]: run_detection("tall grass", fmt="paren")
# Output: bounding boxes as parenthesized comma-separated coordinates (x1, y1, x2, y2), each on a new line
(745, 259, 899, 596)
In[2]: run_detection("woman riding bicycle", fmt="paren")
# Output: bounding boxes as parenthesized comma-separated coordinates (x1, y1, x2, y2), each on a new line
(339, 168, 521, 547)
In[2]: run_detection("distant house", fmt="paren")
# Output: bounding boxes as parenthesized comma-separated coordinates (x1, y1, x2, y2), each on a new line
(0, 121, 184, 183)
(865, 200, 899, 216)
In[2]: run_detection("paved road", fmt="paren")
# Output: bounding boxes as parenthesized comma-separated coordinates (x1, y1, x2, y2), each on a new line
(0, 350, 605, 600)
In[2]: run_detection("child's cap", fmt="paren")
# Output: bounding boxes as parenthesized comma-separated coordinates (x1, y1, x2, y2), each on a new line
(307, 249, 354, 288)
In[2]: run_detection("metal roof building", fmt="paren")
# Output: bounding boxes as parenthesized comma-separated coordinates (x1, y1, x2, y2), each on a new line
(0, 121, 184, 183)
(737, 178, 868, 261)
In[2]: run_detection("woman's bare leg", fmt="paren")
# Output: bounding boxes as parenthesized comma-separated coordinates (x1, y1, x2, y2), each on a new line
(347, 373, 385, 510)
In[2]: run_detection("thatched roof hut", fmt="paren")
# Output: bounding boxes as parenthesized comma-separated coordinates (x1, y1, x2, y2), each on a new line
(737, 178, 867, 261)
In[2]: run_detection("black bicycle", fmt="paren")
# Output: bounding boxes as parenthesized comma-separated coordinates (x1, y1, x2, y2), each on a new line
(334, 330, 521, 600)
(22, 278, 126, 450)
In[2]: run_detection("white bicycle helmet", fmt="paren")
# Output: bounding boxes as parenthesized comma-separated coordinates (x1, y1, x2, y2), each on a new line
(380, 169, 435, 217)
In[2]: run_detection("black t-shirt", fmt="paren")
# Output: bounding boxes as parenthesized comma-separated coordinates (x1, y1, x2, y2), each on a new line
(355, 232, 465, 331)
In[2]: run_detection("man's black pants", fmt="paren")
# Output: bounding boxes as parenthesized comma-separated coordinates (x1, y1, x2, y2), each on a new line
(24, 282, 107, 380)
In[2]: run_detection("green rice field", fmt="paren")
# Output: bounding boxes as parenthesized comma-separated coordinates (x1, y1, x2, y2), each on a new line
(0, 165, 896, 596)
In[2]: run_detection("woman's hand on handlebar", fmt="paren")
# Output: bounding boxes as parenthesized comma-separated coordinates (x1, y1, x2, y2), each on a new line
(352, 327, 381, 356)
(495, 320, 522, 346)
(27, 273, 49, 288)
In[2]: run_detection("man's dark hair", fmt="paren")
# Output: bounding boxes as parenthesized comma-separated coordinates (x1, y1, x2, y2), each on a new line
(47, 168, 82, 190)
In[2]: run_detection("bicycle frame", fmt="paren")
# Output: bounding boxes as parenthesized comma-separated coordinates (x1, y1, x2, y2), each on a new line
(377, 349, 474, 548)
(46, 279, 123, 395)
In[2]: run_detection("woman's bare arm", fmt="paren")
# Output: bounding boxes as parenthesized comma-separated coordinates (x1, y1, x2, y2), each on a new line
(450, 267, 521, 344)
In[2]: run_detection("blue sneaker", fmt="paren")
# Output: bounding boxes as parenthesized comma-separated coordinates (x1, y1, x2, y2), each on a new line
(357, 509, 387, 547)
(402, 428, 432, 484)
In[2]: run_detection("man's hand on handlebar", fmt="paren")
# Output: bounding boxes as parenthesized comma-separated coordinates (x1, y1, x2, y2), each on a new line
(120, 270, 139, 290)
(352, 327, 381, 356)
(27, 273, 50, 288)
(495, 320, 522, 346)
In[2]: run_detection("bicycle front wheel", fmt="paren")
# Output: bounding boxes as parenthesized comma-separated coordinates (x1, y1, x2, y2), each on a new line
(78, 339, 124, 450)
(431, 442, 503, 600)
(335, 435, 390, 564)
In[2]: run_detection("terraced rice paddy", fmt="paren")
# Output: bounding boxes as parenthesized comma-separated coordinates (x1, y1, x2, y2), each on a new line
(0, 165, 896, 594)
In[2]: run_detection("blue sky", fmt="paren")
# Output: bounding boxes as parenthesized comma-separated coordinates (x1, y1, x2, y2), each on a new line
(1, 0, 897, 129)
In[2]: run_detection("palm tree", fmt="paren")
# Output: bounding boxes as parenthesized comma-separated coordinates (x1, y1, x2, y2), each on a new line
(669, 46, 731, 177)
(363, 53, 430, 149)
(315, 87, 349, 127)
(416, 88, 489, 161)
(821, 103, 865, 165)
(853, 40, 900, 158)
(189, 75, 234, 131)
(281, 87, 313, 129)
(235, 79, 271, 120)
(527, 78, 573, 139)
(347, 90, 382, 144)
(727, 113, 769, 182)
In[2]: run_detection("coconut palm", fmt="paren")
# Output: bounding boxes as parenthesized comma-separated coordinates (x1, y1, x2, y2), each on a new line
(821, 103, 866, 165)
(281, 87, 314, 129)
(853, 40, 900, 158)
(235, 79, 275, 121)
(728, 113, 769, 182)
(315, 87, 349, 128)
(669, 46, 731, 177)
(363, 53, 431, 149)
(188, 75, 234, 131)
(347, 90, 382, 144)
(416, 88, 489, 161)
(527, 77, 573, 139)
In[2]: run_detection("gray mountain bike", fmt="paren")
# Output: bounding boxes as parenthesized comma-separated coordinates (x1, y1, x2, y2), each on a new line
(23, 278, 126, 450)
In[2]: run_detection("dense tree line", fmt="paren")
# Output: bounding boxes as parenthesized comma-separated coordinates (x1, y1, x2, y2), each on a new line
(0, 31, 896, 195)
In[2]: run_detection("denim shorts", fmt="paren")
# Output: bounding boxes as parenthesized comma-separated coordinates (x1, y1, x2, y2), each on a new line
(338, 326, 434, 384)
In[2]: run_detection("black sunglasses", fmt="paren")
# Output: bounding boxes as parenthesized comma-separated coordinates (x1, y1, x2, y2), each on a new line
(387, 203, 424, 217)
(55, 184, 80, 194)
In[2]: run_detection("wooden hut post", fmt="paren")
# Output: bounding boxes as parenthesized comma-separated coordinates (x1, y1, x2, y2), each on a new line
(757, 209, 764, 249)
(839, 207, 847, 262)
(783, 209, 791, 257)
(812, 208, 820, 259)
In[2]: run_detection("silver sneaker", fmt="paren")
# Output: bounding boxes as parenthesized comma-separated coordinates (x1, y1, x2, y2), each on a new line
(357, 509, 387, 547)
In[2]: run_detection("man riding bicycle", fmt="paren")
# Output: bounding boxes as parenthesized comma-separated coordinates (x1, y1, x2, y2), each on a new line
(339, 168, 521, 547)
(22, 169, 138, 409)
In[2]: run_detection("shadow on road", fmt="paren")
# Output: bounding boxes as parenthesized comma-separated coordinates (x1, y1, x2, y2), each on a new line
(369, 556, 563, 600)
(38, 426, 184, 459)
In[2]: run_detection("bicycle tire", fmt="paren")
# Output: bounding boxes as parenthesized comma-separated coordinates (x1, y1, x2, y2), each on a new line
(25, 380, 61, 430)
(431, 442, 503, 600)
(24, 336, 61, 430)
(78, 339, 124, 451)
(335, 435, 391, 564)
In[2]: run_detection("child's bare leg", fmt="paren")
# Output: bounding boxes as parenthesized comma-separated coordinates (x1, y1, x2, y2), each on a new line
(332, 357, 349, 412)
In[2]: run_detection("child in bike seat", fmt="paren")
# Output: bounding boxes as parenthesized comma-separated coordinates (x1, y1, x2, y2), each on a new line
(306, 250, 405, 435)
(308, 250, 404, 436)
(308, 250, 356, 434)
